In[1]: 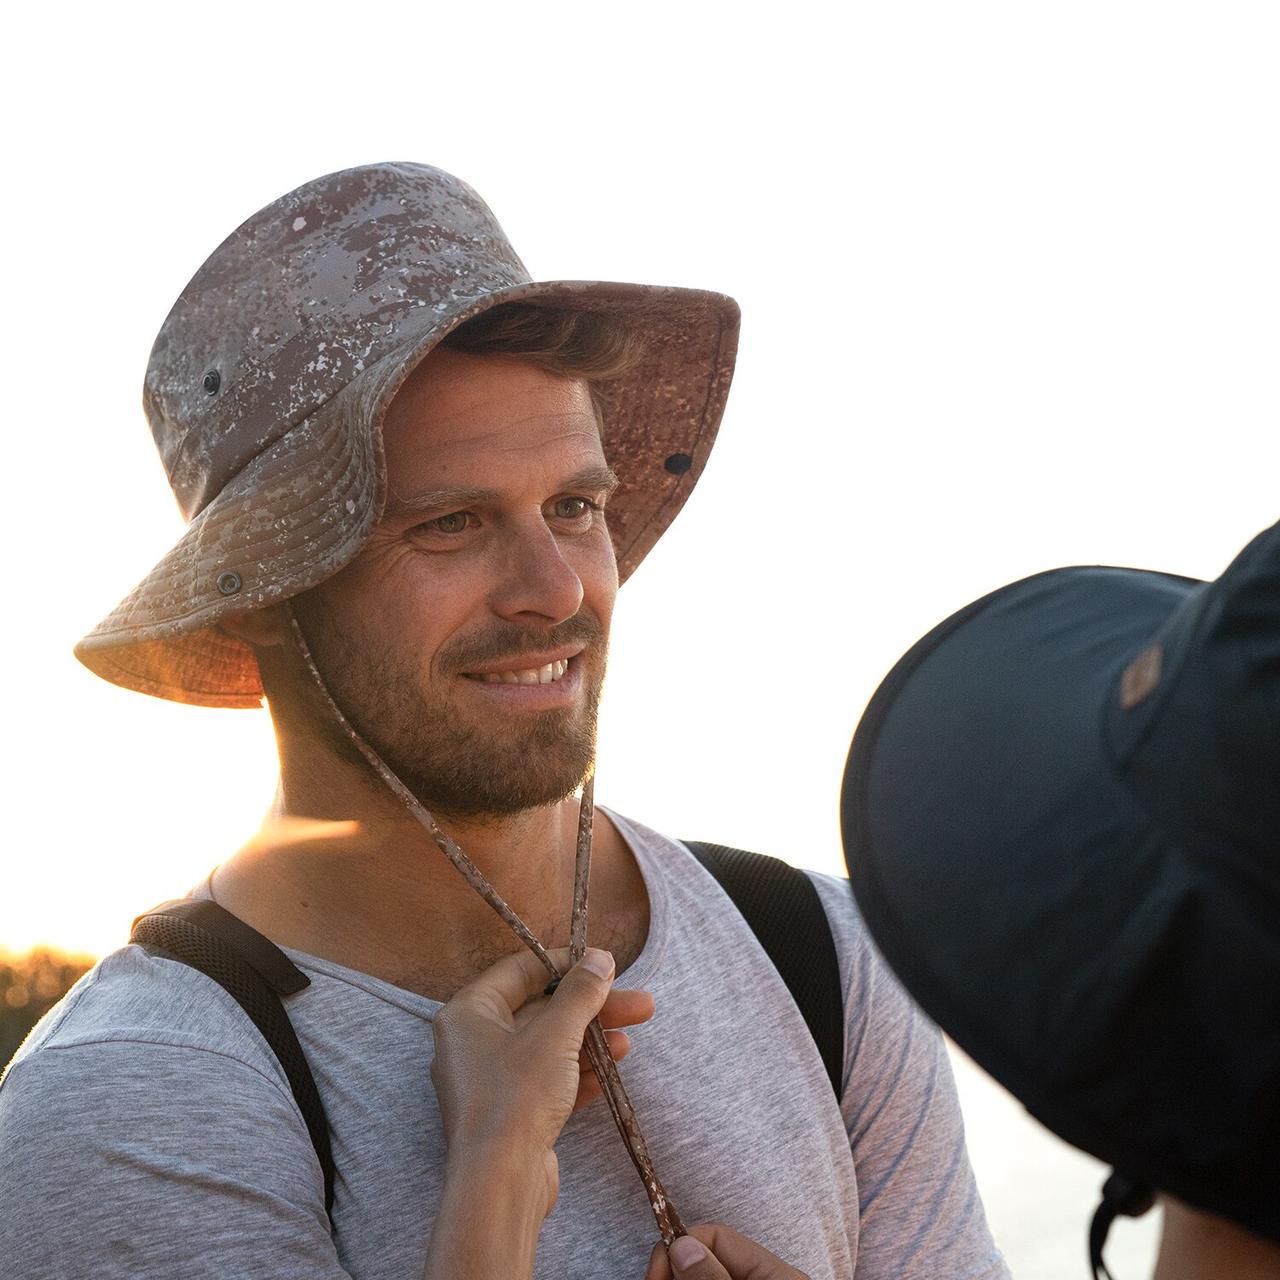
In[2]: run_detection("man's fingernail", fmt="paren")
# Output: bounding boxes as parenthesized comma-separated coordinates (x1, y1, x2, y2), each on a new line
(669, 1236, 706, 1268)
(581, 948, 614, 979)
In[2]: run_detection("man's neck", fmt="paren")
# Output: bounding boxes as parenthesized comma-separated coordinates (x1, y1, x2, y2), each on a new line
(208, 763, 645, 1001)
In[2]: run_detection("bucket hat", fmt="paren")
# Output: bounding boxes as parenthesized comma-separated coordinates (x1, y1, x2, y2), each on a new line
(75, 162, 739, 707)
(840, 519, 1280, 1272)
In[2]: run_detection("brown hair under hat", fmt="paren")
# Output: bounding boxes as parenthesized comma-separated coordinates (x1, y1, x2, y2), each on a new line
(75, 161, 739, 707)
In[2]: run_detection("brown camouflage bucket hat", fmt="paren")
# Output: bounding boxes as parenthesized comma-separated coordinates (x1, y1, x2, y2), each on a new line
(75, 162, 740, 708)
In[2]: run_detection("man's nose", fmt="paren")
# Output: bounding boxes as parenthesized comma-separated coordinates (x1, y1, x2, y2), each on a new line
(488, 518, 585, 625)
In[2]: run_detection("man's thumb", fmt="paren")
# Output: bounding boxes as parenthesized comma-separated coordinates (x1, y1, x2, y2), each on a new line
(552, 948, 615, 1019)
(667, 1235, 730, 1277)
(572, 948, 615, 987)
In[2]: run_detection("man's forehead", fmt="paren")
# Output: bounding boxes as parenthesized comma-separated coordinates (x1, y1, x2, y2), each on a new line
(386, 348, 597, 443)
(387, 346, 593, 424)
(384, 403, 609, 483)
(381, 348, 612, 501)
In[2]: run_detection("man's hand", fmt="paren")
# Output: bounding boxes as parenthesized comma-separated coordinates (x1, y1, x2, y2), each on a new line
(430, 945, 655, 1209)
(644, 1224, 812, 1280)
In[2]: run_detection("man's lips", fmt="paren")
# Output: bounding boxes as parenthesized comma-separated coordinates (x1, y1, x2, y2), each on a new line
(459, 647, 584, 686)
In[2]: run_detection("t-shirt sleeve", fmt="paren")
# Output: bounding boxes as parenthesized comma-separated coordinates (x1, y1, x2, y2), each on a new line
(0, 1037, 352, 1280)
(807, 871, 1011, 1280)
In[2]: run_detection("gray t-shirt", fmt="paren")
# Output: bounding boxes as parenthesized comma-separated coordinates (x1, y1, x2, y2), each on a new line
(0, 812, 1008, 1279)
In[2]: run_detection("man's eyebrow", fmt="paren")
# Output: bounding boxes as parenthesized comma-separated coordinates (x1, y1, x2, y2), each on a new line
(564, 465, 621, 496)
(383, 466, 621, 521)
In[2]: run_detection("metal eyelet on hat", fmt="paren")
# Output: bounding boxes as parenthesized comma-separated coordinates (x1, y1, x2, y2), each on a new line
(216, 571, 243, 596)
(203, 369, 221, 395)
(664, 452, 693, 475)
(1120, 644, 1162, 710)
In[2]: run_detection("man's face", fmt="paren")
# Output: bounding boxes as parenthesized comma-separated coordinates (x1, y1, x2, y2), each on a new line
(292, 346, 620, 818)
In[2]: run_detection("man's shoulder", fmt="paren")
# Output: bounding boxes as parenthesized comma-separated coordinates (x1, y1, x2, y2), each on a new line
(625, 813, 865, 936)
(0, 948, 331, 1271)
(611, 807, 876, 977)
(2, 941, 282, 1085)
(800, 865, 868, 947)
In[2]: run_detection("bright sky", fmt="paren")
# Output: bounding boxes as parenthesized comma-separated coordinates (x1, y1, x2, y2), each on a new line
(5, 4, 1276, 1272)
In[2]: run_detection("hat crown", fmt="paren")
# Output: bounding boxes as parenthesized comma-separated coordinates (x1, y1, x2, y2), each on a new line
(145, 162, 531, 519)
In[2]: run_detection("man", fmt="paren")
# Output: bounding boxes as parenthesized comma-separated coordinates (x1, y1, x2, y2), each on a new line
(0, 163, 1007, 1278)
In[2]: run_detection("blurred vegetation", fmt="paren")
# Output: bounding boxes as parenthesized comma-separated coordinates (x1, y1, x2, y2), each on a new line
(1, 948, 96, 1073)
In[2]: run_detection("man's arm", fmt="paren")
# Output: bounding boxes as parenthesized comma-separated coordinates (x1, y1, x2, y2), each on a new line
(0, 1036, 556, 1280)
(423, 1143, 548, 1280)
(0, 1039, 351, 1279)
(807, 872, 1011, 1280)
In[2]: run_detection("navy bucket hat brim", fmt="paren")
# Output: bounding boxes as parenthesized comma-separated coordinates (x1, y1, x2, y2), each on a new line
(841, 524, 1280, 1246)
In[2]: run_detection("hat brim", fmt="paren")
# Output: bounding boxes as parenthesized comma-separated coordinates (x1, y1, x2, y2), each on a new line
(842, 564, 1280, 1241)
(76, 280, 739, 706)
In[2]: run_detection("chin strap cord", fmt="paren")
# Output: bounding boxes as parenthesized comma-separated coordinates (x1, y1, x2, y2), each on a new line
(1089, 1171, 1156, 1280)
(283, 604, 687, 1244)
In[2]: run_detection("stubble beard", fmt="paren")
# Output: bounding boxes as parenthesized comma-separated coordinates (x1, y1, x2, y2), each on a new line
(292, 602, 607, 820)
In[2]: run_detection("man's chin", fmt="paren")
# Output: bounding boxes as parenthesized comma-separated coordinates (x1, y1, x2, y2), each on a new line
(398, 768, 591, 822)
(382, 717, 597, 820)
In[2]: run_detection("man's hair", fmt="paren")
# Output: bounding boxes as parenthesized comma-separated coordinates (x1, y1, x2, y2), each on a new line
(442, 303, 640, 426)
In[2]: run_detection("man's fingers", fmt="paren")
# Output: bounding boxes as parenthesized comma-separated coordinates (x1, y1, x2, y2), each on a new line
(572, 1028, 633, 1112)
(663, 1234, 732, 1279)
(598, 987, 655, 1029)
(659, 1224, 812, 1280)
(577, 1029, 629, 1072)
(500, 948, 616, 1062)
(645, 1237, 674, 1280)
(644, 1231, 725, 1280)
(526, 950, 617, 1056)
(512, 983, 653, 1034)
(447, 946, 602, 1018)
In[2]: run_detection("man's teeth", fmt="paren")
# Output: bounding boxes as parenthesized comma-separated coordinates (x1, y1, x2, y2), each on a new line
(477, 659, 570, 685)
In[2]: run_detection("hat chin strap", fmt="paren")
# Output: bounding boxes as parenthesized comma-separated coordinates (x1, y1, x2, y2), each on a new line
(1089, 1170, 1156, 1279)
(282, 602, 688, 1244)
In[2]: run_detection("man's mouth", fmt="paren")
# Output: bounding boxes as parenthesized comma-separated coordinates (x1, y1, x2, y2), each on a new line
(461, 655, 576, 686)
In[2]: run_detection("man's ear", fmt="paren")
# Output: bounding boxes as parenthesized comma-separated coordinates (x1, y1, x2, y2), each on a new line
(220, 604, 290, 648)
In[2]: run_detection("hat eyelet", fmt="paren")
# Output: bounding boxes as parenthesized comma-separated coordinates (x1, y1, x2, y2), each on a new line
(664, 452, 693, 475)
(216, 570, 243, 596)
(203, 369, 221, 395)
(1120, 644, 1163, 710)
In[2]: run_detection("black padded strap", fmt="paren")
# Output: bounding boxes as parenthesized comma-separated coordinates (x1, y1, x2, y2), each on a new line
(683, 842, 845, 1098)
(130, 900, 336, 1227)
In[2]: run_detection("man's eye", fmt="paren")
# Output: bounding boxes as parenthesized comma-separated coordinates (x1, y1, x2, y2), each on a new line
(552, 497, 597, 520)
(430, 512, 470, 534)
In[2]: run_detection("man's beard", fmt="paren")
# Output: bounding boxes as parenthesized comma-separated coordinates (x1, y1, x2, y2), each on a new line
(290, 600, 606, 819)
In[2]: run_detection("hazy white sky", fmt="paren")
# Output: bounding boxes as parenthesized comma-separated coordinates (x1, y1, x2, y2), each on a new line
(8, 0, 1275, 955)
(4, 4, 1276, 1272)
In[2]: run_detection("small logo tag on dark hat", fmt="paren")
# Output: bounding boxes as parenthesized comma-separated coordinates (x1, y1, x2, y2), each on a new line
(1120, 644, 1163, 710)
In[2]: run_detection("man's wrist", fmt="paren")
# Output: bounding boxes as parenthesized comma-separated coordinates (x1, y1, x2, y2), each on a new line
(447, 1136, 552, 1199)
(424, 1140, 553, 1280)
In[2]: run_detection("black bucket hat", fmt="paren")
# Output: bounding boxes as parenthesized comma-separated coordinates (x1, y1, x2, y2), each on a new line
(840, 519, 1280, 1275)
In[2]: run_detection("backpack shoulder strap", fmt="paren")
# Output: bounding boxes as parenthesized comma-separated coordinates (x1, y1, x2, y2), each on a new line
(683, 842, 845, 1098)
(130, 899, 336, 1226)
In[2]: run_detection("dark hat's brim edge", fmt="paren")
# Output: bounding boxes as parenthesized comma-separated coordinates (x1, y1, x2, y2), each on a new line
(840, 562, 1280, 1243)
(75, 278, 740, 706)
